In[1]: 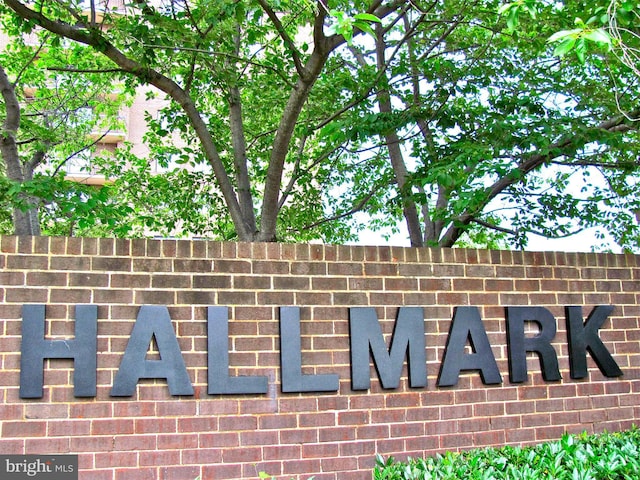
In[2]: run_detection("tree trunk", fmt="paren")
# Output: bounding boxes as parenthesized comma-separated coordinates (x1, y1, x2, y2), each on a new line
(12, 208, 41, 236)
(374, 25, 424, 247)
(0, 63, 41, 236)
(257, 10, 332, 242)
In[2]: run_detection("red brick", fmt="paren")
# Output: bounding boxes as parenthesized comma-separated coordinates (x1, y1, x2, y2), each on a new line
(139, 449, 181, 466)
(134, 418, 176, 434)
(2, 239, 640, 480)
(158, 466, 201, 480)
(177, 417, 217, 433)
(371, 409, 406, 424)
(299, 412, 335, 427)
(25, 438, 70, 453)
(263, 445, 301, 460)
(338, 411, 368, 425)
(70, 436, 116, 452)
(95, 452, 138, 468)
(474, 430, 506, 447)
(535, 399, 564, 412)
(281, 428, 318, 444)
(24, 403, 69, 419)
(114, 467, 157, 480)
(198, 432, 239, 448)
(202, 463, 241, 480)
(157, 433, 198, 451)
(240, 430, 278, 446)
(282, 459, 321, 476)
(2, 421, 46, 437)
(70, 403, 113, 419)
(112, 435, 157, 451)
(243, 462, 283, 479)
(113, 402, 156, 417)
(91, 419, 134, 435)
(302, 442, 339, 459)
(321, 456, 359, 472)
(440, 404, 473, 420)
(49, 420, 91, 437)
(319, 426, 356, 442)
(390, 422, 425, 437)
(356, 424, 389, 439)
(522, 413, 551, 427)
(440, 433, 473, 449)
(223, 446, 262, 462)
(219, 416, 257, 431)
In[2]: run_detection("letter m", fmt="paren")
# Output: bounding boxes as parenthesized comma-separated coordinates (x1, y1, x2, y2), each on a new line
(349, 307, 426, 390)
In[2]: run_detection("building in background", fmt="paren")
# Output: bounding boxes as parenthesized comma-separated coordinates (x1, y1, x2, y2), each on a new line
(0, 4, 167, 186)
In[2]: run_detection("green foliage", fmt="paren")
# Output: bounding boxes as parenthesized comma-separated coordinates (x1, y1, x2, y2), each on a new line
(2, 0, 640, 250)
(374, 428, 640, 480)
(0, 16, 129, 236)
(499, 1, 638, 63)
(326, 10, 381, 45)
(498, 0, 540, 31)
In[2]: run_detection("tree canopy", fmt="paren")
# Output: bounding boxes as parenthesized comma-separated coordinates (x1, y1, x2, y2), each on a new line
(0, 0, 639, 250)
(0, 17, 129, 236)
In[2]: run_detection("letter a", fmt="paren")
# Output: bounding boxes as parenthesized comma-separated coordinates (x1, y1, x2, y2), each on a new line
(438, 307, 502, 387)
(111, 305, 193, 396)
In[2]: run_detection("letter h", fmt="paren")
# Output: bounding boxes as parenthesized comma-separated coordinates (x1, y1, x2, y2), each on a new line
(20, 304, 97, 398)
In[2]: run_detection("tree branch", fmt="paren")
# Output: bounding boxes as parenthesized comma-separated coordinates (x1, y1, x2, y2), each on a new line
(470, 218, 517, 236)
(51, 130, 111, 177)
(297, 183, 384, 232)
(439, 108, 640, 247)
(256, 0, 305, 78)
(46, 66, 125, 74)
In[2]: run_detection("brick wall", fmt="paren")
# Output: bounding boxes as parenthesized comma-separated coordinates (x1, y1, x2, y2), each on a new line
(0, 235, 639, 480)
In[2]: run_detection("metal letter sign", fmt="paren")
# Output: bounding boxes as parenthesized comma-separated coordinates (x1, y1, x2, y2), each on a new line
(111, 306, 194, 396)
(506, 306, 562, 383)
(17, 303, 623, 398)
(438, 306, 502, 387)
(208, 306, 268, 394)
(280, 307, 339, 392)
(349, 307, 427, 390)
(20, 304, 97, 399)
(565, 305, 623, 379)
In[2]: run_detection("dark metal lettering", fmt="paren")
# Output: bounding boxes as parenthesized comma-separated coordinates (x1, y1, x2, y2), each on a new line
(438, 306, 502, 387)
(111, 305, 194, 396)
(208, 306, 268, 394)
(20, 304, 97, 399)
(280, 307, 339, 393)
(16, 302, 623, 399)
(566, 305, 623, 379)
(349, 307, 427, 390)
(506, 306, 561, 383)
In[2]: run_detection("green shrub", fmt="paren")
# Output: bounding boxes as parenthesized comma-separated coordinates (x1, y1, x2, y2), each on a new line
(374, 427, 640, 479)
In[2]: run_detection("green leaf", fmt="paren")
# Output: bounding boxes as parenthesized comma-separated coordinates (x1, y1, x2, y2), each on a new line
(354, 21, 375, 38)
(353, 13, 381, 23)
(583, 28, 612, 48)
(553, 37, 577, 56)
(497, 2, 516, 15)
(547, 28, 582, 43)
